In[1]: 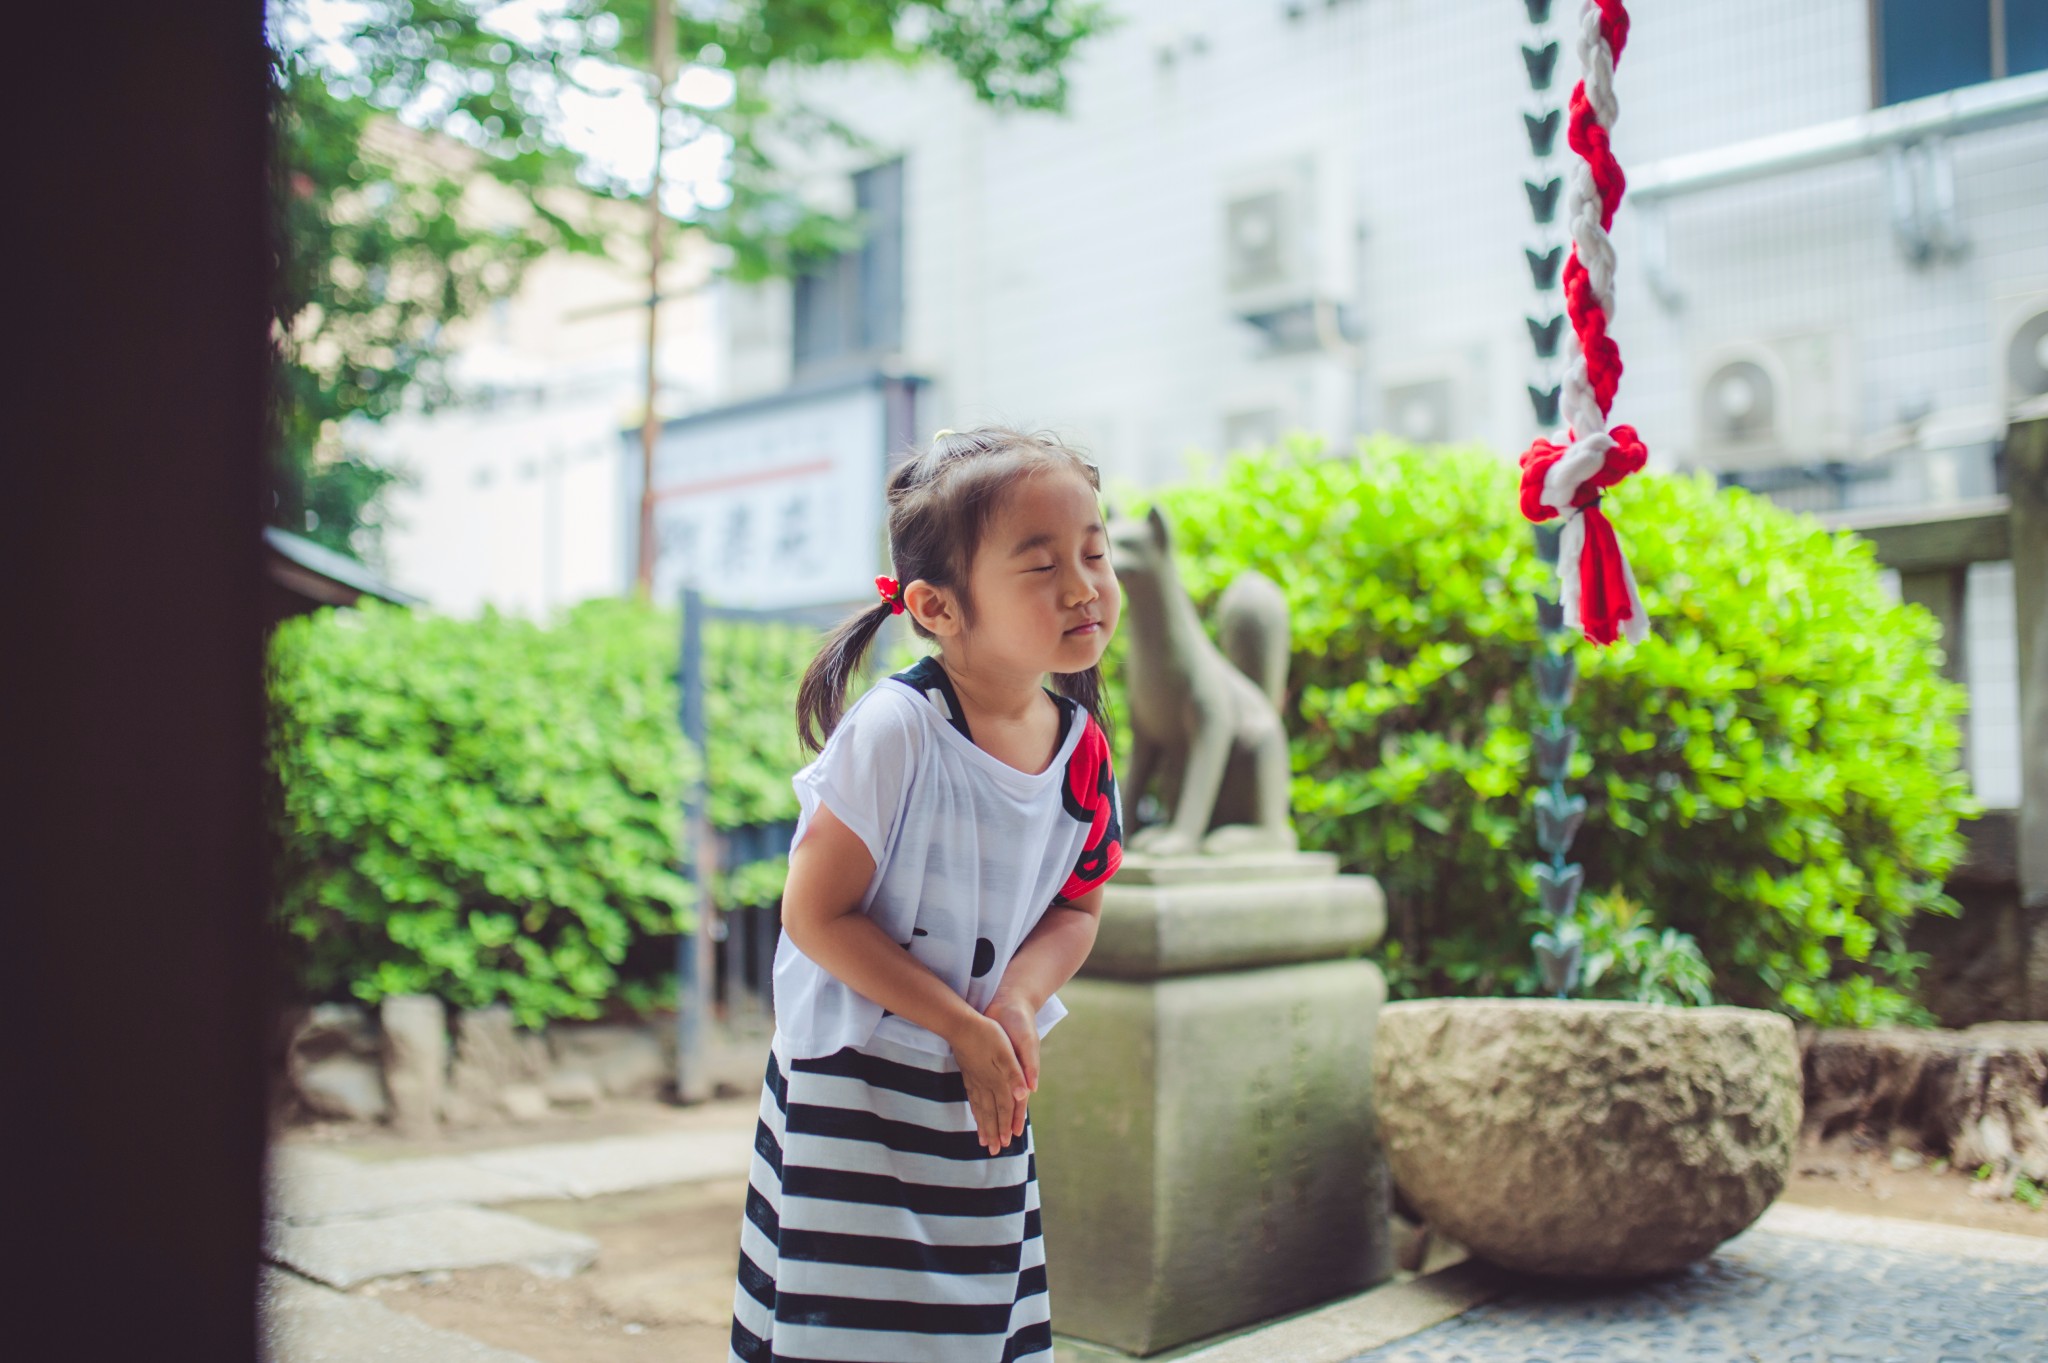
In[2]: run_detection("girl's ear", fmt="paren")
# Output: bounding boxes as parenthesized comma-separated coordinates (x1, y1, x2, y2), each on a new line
(902, 579, 961, 638)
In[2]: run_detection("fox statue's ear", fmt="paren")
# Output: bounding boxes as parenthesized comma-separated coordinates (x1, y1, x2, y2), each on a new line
(1145, 504, 1171, 550)
(1103, 499, 1118, 521)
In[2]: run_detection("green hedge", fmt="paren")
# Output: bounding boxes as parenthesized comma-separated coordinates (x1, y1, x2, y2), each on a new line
(1126, 436, 1978, 1026)
(267, 597, 812, 1026)
(272, 438, 1977, 1029)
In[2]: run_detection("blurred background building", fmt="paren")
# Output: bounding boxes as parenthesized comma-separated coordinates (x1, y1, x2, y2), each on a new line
(357, 214, 724, 619)
(368, 0, 2044, 808)
(714, 0, 2044, 488)
(694, 0, 2045, 810)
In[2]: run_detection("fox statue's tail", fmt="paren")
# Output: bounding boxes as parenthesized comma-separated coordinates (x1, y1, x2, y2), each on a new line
(1215, 571, 1289, 712)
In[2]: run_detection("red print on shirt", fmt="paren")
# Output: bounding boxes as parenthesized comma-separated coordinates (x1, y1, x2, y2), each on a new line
(1056, 715, 1123, 903)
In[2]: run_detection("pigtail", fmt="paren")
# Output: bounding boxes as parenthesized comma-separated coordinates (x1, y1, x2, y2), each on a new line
(1052, 665, 1113, 744)
(797, 601, 895, 755)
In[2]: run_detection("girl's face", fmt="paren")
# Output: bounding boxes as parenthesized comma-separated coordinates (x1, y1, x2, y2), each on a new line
(958, 467, 1119, 678)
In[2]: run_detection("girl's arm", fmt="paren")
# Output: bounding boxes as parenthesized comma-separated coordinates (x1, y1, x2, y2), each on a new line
(782, 803, 1031, 1154)
(986, 885, 1104, 1091)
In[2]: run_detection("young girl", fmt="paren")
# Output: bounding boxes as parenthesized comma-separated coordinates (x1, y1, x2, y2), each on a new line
(728, 427, 1125, 1363)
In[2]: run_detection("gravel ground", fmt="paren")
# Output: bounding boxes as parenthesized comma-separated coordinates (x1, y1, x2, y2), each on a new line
(1344, 1229, 2048, 1363)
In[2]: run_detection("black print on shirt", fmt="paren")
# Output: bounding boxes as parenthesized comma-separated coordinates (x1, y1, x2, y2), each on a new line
(1056, 714, 1124, 903)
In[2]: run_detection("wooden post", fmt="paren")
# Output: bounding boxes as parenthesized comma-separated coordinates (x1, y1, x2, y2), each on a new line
(635, 0, 674, 599)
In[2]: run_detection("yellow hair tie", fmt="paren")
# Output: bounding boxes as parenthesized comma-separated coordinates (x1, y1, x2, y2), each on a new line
(932, 428, 956, 440)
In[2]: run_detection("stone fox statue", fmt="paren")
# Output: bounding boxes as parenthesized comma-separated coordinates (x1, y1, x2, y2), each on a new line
(1110, 506, 1298, 857)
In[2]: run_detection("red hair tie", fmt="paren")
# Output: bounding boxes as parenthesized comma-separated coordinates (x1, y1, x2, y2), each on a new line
(875, 575, 905, 614)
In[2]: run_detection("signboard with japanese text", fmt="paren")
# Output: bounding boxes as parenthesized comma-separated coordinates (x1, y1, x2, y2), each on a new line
(643, 380, 892, 612)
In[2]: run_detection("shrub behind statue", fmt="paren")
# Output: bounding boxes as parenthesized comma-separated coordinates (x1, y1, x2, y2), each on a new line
(1131, 436, 1976, 1027)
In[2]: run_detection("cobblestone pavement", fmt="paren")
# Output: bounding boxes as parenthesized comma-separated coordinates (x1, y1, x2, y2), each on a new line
(1344, 1230, 2048, 1363)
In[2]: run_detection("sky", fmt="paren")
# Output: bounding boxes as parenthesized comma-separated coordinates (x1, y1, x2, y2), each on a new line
(282, 0, 739, 218)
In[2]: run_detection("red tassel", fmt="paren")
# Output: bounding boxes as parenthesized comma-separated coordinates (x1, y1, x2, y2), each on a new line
(1576, 505, 1634, 646)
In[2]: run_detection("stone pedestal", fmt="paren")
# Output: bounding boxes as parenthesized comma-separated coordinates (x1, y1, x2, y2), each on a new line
(1034, 854, 1391, 1356)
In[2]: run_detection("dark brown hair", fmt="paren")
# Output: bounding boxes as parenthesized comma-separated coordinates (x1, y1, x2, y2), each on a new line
(796, 425, 1111, 753)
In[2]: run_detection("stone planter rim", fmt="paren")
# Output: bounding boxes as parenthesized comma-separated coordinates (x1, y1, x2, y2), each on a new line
(1383, 996, 1782, 1018)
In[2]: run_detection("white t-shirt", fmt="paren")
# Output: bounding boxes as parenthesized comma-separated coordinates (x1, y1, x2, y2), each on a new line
(771, 656, 1125, 1060)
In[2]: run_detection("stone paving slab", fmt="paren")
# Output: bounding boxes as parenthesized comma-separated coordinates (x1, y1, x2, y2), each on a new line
(270, 1154, 562, 1224)
(267, 1125, 755, 1225)
(1341, 1229, 2048, 1363)
(460, 1127, 755, 1199)
(261, 1267, 544, 1363)
(268, 1205, 600, 1289)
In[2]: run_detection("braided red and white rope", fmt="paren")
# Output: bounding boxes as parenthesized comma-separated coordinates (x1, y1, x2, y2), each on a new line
(1518, 0, 1649, 647)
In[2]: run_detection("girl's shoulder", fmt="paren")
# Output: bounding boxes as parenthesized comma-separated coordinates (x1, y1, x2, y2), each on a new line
(818, 672, 931, 758)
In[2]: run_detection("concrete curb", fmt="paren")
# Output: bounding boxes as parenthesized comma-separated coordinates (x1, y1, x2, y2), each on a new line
(1177, 1261, 1514, 1363)
(1051, 1261, 1512, 1363)
(1755, 1202, 2048, 1265)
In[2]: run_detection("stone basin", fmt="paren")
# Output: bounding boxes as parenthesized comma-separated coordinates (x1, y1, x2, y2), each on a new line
(1373, 998, 1801, 1278)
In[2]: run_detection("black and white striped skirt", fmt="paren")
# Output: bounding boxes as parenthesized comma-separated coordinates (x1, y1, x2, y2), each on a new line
(728, 1028, 1052, 1362)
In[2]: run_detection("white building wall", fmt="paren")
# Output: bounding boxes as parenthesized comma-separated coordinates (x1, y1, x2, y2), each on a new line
(718, 0, 2042, 808)
(361, 237, 723, 618)
(727, 0, 2044, 483)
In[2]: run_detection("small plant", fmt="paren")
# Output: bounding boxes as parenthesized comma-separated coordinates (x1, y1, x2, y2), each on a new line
(1979, 1163, 2048, 1210)
(1565, 889, 1717, 1007)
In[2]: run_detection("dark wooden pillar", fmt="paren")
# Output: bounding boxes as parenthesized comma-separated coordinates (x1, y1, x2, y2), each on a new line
(13, 2, 273, 1357)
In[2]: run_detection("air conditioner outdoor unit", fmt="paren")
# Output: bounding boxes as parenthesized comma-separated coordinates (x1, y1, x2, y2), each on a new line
(1996, 294, 2048, 415)
(1221, 153, 1356, 344)
(1222, 406, 1284, 454)
(1691, 333, 1854, 470)
(1381, 377, 1458, 445)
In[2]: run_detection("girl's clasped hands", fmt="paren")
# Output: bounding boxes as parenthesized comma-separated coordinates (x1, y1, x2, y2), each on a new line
(956, 991, 1041, 1155)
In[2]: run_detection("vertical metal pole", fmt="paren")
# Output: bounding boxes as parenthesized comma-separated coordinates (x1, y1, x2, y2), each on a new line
(676, 586, 714, 1101)
(757, 888, 779, 1021)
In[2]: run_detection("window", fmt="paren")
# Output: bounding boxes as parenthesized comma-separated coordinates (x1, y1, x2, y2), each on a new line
(792, 159, 904, 377)
(1873, 0, 2048, 106)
